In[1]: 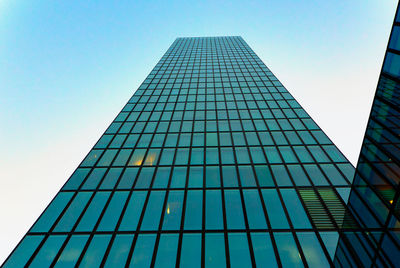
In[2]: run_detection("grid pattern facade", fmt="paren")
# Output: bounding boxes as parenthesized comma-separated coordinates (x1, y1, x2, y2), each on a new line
(5, 36, 355, 267)
(334, 5, 400, 267)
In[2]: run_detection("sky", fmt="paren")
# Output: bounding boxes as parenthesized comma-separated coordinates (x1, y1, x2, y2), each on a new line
(0, 0, 397, 264)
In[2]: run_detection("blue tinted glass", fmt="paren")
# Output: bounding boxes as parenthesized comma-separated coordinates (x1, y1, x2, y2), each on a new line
(238, 165, 256, 187)
(129, 234, 156, 267)
(303, 164, 329, 186)
(261, 189, 289, 228)
(117, 167, 138, 189)
(76, 191, 110, 232)
(280, 189, 311, 229)
(221, 147, 235, 164)
(249, 147, 267, 163)
(81, 150, 103, 167)
(319, 232, 339, 260)
(153, 167, 171, 188)
(82, 168, 107, 190)
(104, 234, 134, 267)
(55, 235, 89, 267)
(112, 149, 132, 166)
(154, 234, 179, 267)
(135, 167, 155, 189)
(119, 191, 147, 231)
(274, 233, 303, 267)
(94, 135, 113, 149)
(170, 167, 187, 188)
(175, 148, 189, 165)
(235, 147, 251, 164)
(206, 190, 223, 229)
(143, 149, 160, 166)
(320, 164, 347, 185)
(97, 149, 118, 166)
(54, 192, 92, 232)
(288, 165, 311, 186)
(180, 233, 201, 268)
(128, 149, 146, 166)
(162, 190, 184, 230)
(251, 233, 278, 267)
(97, 191, 129, 231)
(190, 148, 204, 165)
(206, 166, 220, 187)
(3, 235, 44, 268)
(222, 166, 238, 187)
(383, 52, 400, 78)
(62, 168, 90, 190)
(31, 192, 74, 232)
(205, 233, 226, 267)
(228, 233, 252, 267)
(141, 191, 165, 231)
(80, 235, 111, 267)
(243, 189, 268, 229)
(271, 165, 292, 186)
(224, 190, 245, 229)
(159, 148, 175, 165)
(297, 232, 330, 267)
(264, 147, 282, 163)
(99, 168, 123, 189)
(254, 165, 275, 186)
(30, 235, 67, 267)
(184, 190, 202, 230)
(188, 167, 203, 188)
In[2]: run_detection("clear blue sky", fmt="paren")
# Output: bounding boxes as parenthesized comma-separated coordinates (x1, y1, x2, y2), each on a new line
(0, 0, 397, 264)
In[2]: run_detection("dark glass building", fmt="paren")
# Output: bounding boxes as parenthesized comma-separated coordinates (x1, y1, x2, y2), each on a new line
(333, 5, 400, 268)
(4, 36, 356, 267)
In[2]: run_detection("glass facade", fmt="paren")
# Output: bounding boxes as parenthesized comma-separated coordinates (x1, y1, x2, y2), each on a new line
(334, 5, 400, 268)
(4, 36, 355, 267)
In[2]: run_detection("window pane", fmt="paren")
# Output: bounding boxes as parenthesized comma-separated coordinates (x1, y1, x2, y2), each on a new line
(100, 168, 123, 189)
(154, 234, 179, 267)
(238, 165, 256, 187)
(31, 192, 74, 232)
(76, 191, 110, 232)
(274, 233, 303, 267)
(261, 189, 289, 229)
(162, 190, 184, 230)
(117, 167, 139, 189)
(63, 168, 90, 190)
(170, 167, 187, 188)
(228, 233, 252, 268)
(135, 167, 155, 189)
(80, 235, 111, 268)
(206, 166, 220, 187)
(180, 233, 201, 268)
(54, 192, 93, 232)
(243, 189, 267, 229)
(280, 189, 311, 229)
(254, 165, 274, 187)
(206, 190, 223, 229)
(271, 165, 292, 186)
(153, 167, 171, 189)
(251, 233, 278, 267)
(297, 232, 330, 267)
(141, 191, 166, 231)
(97, 191, 129, 231)
(222, 166, 238, 187)
(205, 233, 226, 267)
(3, 235, 44, 267)
(184, 190, 202, 230)
(30, 235, 67, 267)
(119, 191, 147, 231)
(55, 235, 89, 267)
(129, 234, 156, 267)
(188, 167, 203, 188)
(224, 190, 245, 229)
(104, 234, 134, 267)
(82, 168, 107, 190)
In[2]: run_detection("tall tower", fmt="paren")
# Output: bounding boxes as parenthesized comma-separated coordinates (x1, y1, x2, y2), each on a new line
(334, 4, 400, 267)
(4, 37, 355, 267)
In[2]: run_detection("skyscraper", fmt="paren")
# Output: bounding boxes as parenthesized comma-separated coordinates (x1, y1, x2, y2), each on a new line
(4, 36, 355, 267)
(334, 4, 400, 267)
